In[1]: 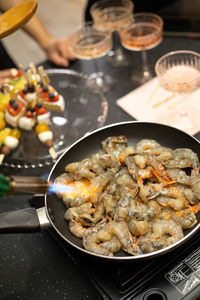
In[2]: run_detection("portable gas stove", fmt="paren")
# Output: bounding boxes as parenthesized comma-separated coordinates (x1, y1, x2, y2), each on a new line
(30, 195, 200, 300)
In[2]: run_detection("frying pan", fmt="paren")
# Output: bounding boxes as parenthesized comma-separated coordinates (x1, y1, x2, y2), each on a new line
(0, 121, 200, 261)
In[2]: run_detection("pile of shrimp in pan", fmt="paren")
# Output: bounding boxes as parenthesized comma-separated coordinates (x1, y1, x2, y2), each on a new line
(55, 136, 200, 257)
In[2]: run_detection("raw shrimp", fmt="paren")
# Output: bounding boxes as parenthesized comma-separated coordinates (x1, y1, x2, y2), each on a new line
(101, 193, 117, 217)
(83, 222, 115, 256)
(101, 236, 121, 253)
(69, 221, 86, 238)
(114, 184, 136, 203)
(124, 145, 136, 156)
(137, 167, 152, 179)
(135, 143, 174, 165)
(150, 146, 174, 162)
(153, 220, 184, 245)
(90, 170, 113, 190)
(89, 171, 113, 205)
(135, 139, 160, 152)
(158, 196, 186, 211)
(110, 220, 142, 255)
(114, 198, 134, 221)
(53, 172, 75, 198)
(115, 167, 137, 188)
(88, 201, 105, 223)
(75, 158, 104, 179)
(166, 168, 192, 186)
(54, 173, 97, 207)
(157, 207, 172, 220)
(191, 174, 200, 202)
(133, 154, 146, 169)
(137, 180, 151, 203)
(172, 209, 197, 229)
(61, 178, 101, 207)
(62, 195, 87, 207)
(135, 140, 174, 162)
(139, 219, 182, 254)
(113, 186, 135, 221)
(65, 202, 94, 222)
(65, 162, 80, 174)
(101, 135, 127, 156)
(162, 183, 195, 204)
(91, 152, 121, 173)
(102, 179, 118, 196)
(137, 180, 161, 203)
(139, 235, 167, 253)
(127, 218, 149, 235)
(147, 187, 188, 210)
(135, 153, 170, 183)
(164, 148, 199, 175)
(182, 188, 196, 204)
(128, 200, 161, 221)
(144, 153, 167, 173)
(124, 156, 138, 180)
(114, 206, 129, 221)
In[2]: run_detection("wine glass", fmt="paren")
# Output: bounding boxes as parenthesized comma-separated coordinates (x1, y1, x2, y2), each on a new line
(68, 22, 115, 93)
(119, 12, 163, 84)
(90, 0, 134, 67)
(155, 50, 200, 130)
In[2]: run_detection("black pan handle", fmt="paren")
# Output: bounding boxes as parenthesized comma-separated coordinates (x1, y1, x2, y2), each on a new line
(0, 207, 41, 233)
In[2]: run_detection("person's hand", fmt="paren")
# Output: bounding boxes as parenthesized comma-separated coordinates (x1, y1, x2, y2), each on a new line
(43, 37, 76, 67)
(0, 69, 17, 86)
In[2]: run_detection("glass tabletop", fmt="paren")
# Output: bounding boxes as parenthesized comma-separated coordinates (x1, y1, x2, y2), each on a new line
(2, 69, 108, 168)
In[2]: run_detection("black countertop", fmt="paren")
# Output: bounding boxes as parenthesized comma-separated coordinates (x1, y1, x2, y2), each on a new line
(1, 36, 200, 300)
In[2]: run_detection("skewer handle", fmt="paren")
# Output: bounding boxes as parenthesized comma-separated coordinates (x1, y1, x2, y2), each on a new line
(49, 147, 57, 160)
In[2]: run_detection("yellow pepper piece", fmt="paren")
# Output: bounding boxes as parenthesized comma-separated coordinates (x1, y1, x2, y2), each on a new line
(0, 93, 10, 112)
(0, 111, 5, 119)
(0, 128, 11, 144)
(0, 119, 5, 130)
(9, 75, 27, 98)
(35, 123, 50, 135)
(10, 128, 21, 139)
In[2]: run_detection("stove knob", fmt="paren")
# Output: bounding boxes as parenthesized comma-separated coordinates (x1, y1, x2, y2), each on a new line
(142, 288, 167, 300)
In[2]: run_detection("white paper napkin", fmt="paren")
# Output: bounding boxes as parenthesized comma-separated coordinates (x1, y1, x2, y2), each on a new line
(117, 77, 200, 135)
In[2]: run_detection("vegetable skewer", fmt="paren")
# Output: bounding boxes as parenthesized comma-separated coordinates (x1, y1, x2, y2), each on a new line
(35, 123, 57, 159)
(0, 128, 21, 164)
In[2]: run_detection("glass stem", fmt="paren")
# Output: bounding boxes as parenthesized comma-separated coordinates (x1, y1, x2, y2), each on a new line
(112, 31, 121, 51)
(109, 31, 124, 60)
(92, 59, 104, 86)
(141, 50, 150, 74)
(93, 59, 99, 74)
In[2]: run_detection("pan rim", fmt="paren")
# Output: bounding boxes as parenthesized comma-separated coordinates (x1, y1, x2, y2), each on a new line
(45, 120, 200, 260)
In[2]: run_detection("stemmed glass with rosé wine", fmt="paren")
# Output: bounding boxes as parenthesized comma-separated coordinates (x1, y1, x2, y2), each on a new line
(90, 0, 134, 67)
(119, 12, 163, 84)
(68, 22, 115, 93)
(155, 50, 200, 130)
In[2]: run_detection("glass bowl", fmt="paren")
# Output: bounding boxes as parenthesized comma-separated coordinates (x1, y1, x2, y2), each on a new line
(155, 50, 200, 94)
(68, 22, 112, 60)
(119, 12, 163, 51)
(90, 0, 134, 32)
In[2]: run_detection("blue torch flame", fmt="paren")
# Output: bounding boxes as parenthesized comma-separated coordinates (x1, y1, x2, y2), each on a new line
(48, 182, 73, 194)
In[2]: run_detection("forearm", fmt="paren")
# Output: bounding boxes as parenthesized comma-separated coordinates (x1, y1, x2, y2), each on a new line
(0, 0, 55, 50)
(0, 0, 21, 11)
(22, 14, 55, 50)
(0, 0, 74, 67)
